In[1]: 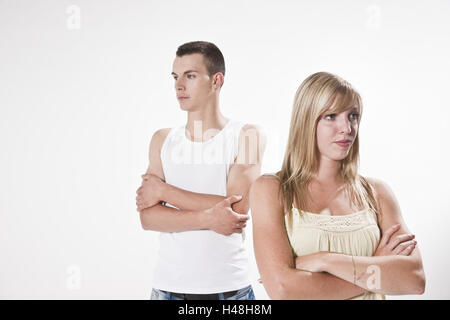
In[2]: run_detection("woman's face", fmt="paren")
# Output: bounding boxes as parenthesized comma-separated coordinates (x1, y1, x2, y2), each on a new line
(316, 96, 360, 162)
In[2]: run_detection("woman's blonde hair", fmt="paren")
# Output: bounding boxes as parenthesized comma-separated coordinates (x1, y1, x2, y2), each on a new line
(278, 72, 378, 220)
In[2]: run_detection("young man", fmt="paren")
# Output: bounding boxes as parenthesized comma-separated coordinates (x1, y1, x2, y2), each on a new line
(136, 41, 266, 300)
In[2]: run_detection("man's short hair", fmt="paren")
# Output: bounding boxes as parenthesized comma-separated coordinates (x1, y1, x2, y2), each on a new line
(176, 41, 225, 77)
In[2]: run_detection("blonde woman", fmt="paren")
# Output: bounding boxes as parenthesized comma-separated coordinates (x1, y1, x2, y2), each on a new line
(249, 72, 426, 299)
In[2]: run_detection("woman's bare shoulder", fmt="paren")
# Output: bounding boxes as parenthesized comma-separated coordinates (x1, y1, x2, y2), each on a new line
(250, 173, 283, 213)
(253, 173, 281, 190)
(365, 177, 395, 201)
(364, 176, 401, 221)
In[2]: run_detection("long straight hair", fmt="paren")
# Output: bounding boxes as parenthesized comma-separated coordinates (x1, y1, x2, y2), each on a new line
(278, 72, 378, 221)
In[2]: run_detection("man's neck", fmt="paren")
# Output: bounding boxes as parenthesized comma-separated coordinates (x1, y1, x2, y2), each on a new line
(185, 101, 229, 142)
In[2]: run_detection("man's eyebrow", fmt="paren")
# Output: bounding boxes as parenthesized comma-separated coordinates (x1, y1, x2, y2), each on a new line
(171, 70, 198, 76)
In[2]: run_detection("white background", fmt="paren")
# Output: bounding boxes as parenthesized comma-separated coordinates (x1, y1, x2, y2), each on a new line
(1, 0, 449, 299)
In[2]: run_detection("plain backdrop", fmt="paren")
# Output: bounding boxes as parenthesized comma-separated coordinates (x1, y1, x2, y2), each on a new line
(1, 0, 449, 299)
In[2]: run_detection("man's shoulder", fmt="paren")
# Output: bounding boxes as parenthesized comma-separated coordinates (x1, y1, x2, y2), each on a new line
(153, 127, 172, 138)
(236, 123, 267, 158)
(237, 123, 266, 142)
(150, 128, 172, 149)
(240, 123, 263, 133)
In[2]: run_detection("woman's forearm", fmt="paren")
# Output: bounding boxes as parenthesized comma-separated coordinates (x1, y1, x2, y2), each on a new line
(271, 267, 367, 300)
(322, 252, 425, 295)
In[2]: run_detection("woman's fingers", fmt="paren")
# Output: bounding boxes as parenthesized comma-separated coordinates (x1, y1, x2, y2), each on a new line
(387, 233, 415, 251)
(398, 243, 416, 256)
(392, 239, 417, 255)
(379, 224, 401, 247)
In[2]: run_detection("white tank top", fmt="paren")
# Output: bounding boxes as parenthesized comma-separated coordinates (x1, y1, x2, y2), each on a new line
(152, 119, 251, 294)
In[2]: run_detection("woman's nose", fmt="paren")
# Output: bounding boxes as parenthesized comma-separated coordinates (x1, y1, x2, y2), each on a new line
(338, 118, 352, 134)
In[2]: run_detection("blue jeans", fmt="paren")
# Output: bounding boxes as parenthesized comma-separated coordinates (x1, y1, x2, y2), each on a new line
(150, 285, 255, 300)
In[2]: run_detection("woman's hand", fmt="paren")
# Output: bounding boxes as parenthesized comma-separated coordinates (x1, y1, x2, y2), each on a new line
(295, 251, 328, 273)
(293, 224, 417, 274)
(374, 224, 417, 256)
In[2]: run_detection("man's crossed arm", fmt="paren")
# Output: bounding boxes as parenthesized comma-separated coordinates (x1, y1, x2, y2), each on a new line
(136, 124, 266, 236)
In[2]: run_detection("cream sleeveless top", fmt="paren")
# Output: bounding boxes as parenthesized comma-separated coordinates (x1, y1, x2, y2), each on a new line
(285, 206, 386, 300)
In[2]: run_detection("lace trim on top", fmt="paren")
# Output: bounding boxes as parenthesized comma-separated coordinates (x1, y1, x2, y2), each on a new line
(290, 207, 378, 233)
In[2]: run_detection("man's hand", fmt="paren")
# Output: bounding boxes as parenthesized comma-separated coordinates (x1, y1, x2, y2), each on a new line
(374, 224, 417, 256)
(205, 195, 249, 236)
(136, 173, 165, 211)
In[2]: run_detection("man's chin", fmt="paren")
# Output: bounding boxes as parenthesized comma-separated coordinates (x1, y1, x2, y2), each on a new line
(179, 103, 193, 111)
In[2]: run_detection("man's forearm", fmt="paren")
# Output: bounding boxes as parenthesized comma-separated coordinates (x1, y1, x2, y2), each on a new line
(161, 183, 226, 211)
(139, 203, 211, 232)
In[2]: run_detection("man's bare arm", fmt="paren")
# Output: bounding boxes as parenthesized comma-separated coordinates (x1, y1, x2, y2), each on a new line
(140, 177, 226, 211)
(138, 128, 212, 232)
(137, 128, 248, 234)
(140, 203, 209, 232)
(138, 124, 266, 214)
(227, 124, 266, 214)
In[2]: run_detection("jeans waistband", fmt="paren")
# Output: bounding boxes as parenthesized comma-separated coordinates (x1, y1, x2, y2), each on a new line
(168, 289, 239, 300)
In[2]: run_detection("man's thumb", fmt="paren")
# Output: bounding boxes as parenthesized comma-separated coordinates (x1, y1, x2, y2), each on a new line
(226, 194, 243, 205)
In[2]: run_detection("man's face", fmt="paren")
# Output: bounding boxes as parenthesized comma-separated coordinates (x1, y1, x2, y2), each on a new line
(171, 53, 214, 111)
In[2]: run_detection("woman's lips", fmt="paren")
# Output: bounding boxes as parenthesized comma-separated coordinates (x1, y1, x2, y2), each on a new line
(335, 140, 352, 147)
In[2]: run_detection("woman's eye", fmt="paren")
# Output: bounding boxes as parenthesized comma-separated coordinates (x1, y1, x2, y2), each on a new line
(324, 114, 335, 120)
(187, 74, 195, 79)
(350, 113, 359, 120)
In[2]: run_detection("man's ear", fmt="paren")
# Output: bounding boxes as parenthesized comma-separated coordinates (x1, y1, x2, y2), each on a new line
(212, 72, 224, 89)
